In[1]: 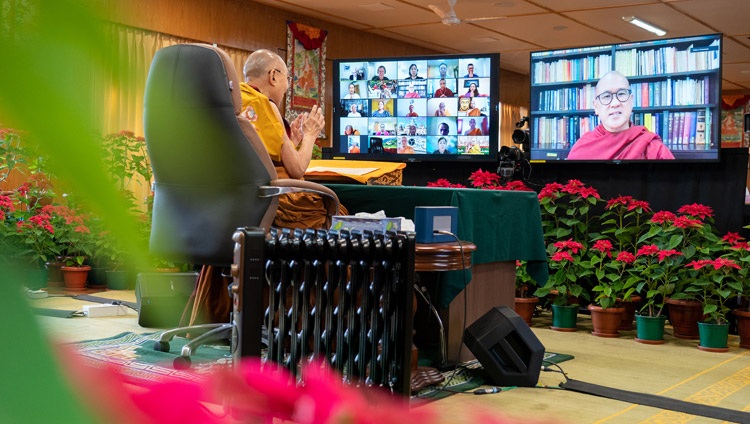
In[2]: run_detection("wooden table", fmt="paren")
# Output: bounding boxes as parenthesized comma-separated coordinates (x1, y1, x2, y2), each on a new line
(326, 184, 548, 363)
(415, 241, 476, 272)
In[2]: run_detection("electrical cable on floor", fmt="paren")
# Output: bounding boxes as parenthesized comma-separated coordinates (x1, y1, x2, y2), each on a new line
(73, 294, 139, 311)
(541, 361, 568, 379)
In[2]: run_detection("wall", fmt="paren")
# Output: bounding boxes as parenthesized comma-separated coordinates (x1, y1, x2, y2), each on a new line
(98, 0, 747, 234)
(100, 0, 531, 142)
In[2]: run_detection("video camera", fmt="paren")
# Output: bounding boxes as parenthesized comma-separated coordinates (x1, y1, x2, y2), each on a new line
(497, 116, 530, 181)
(511, 116, 530, 152)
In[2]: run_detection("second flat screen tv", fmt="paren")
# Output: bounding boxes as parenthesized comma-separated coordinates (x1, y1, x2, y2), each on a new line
(528, 33, 722, 163)
(332, 53, 500, 163)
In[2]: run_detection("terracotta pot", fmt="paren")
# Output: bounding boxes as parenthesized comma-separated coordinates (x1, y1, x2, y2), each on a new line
(588, 304, 625, 338)
(514, 296, 538, 325)
(666, 298, 703, 340)
(61, 265, 91, 291)
(734, 309, 750, 349)
(618, 295, 642, 331)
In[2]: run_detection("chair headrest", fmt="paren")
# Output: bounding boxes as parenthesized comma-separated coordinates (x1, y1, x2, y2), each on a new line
(184, 43, 242, 116)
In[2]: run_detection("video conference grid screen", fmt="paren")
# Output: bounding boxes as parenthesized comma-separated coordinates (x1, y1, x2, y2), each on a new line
(334, 55, 498, 159)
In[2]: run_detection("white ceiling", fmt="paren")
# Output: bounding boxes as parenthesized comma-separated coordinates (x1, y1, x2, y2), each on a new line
(252, 0, 750, 92)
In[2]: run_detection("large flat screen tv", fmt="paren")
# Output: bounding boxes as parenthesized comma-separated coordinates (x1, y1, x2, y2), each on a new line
(332, 53, 500, 163)
(528, 33, 722, 163)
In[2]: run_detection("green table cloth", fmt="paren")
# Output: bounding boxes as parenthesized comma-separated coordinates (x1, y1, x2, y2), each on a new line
(326, 184, 549, 306)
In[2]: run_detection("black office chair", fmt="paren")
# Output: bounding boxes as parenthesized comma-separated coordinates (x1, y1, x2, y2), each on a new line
(143, 43, 338, 368)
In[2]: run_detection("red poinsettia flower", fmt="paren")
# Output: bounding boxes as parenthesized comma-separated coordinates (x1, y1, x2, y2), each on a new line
(636, 244, 660, 257)
(722, 231, 744, 246)
(656, 249, 682, 262)
(468, 168, 500, 188)
(650, 210, 676, 224)
(426, 178, 466, 188)
(673, 215, 703, 229)
(551, 251, 574, 262)
(0, 195, 15, 220)
(553, 239, 584, 254)
(685, 258, 715, 270)
(614, 251, 636, 264)
(711, 257, 741, 271)
(562, 179, 585, 194)
(503, 180, 533, 191)
(538, 182, 564, 200)
(591, 239, 613, 257)
(677, 203, 714, 220)
(627, 199, 651, 212)
(605, 195, 633, 210)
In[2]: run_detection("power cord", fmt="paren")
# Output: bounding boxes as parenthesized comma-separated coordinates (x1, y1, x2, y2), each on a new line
(432, 229, 470, 363)
(415, 230, 471, 399)
(541, 360, 569, 380)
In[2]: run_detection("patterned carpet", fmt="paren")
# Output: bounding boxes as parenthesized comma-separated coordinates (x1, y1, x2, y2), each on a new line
(72, 332, 231, 386)
(413, 351, 574, 402)
(72, 332, 574, 399)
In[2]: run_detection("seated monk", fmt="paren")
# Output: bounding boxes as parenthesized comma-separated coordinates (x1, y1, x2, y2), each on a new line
(182, 49, 347, 326)
(567, 70, 674, 161)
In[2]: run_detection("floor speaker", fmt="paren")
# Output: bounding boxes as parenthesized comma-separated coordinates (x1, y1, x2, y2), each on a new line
(463, 306, 544, 387)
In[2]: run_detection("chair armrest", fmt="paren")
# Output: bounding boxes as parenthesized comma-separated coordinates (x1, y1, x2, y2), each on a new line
(261, 179, 340, 220)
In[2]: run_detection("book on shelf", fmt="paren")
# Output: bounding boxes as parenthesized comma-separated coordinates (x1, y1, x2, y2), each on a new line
(695, 109, 706, 148)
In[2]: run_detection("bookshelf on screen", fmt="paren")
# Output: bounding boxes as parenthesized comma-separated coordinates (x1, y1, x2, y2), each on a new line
(528, 33, 722, 163)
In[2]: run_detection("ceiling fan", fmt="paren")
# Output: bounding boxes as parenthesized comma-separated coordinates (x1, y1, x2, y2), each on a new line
(428, 0, 506, 26)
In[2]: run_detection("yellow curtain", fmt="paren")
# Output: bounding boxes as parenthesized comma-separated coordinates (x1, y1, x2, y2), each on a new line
(96, 24, 252, 136)
(90, 25, 253, 208)
(499, 103, 527, 151)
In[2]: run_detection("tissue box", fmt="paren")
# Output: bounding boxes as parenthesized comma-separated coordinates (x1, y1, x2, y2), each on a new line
(331, 215, 401, 233)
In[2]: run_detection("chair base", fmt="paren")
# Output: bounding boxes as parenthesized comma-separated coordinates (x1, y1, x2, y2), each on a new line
(153, 323, 233, 369)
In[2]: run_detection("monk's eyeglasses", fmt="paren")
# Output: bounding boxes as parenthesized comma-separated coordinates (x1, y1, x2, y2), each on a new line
(596, 89, 631, 105)
(270, 68, 293, 84)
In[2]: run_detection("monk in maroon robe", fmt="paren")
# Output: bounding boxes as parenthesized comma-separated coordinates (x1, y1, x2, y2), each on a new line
(567, 124, 674, 160)
(567, 70, 674, 161)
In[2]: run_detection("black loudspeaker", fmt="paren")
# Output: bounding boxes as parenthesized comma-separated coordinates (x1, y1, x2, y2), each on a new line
(463, 306, 544, 387)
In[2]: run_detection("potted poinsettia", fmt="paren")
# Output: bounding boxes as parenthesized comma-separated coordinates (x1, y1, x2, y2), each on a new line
(52, 204, 95, 290)
(599, 195, 651, 253)
(631, 244, 683, 344)
(682, 257, 743, 352)
(534, 239, 591, 331)
(641, 206, 721, 339)
(721, 232, 750, 349)
(586, 240, 638, 337)
(537, 179, 601, 244)
(596, 195, 652, 330)
(514, 260, 538, 325)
